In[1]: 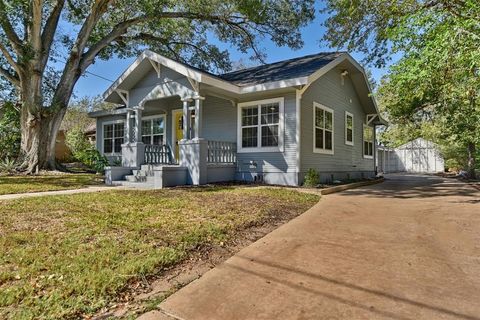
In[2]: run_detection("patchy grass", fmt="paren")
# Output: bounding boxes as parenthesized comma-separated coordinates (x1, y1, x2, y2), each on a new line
(0, 186, 318, 319)
(0, 174, 103, 195)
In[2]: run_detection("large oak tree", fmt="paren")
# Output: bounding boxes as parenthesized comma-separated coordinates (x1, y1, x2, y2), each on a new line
(0, 0, 315, 173)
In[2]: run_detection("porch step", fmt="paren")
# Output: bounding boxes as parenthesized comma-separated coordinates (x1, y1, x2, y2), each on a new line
(110, 163, 177, 189)
(125, 175, 148, 182)
(112, 180, 155, 189)
(132, 169, 151, 177)
(140, 164, 165, 172)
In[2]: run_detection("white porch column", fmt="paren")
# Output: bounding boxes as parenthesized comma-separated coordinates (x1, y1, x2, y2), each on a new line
(181, 97, 192, 140)
(193, 94, 205, 139)
(135, 106, 143, 142)
(122, 106, 145, 168)
(126, 109, 132, 143)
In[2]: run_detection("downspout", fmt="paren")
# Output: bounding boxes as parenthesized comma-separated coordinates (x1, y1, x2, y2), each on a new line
(295, 89, 303, 186)
(373, 124, 378, 177)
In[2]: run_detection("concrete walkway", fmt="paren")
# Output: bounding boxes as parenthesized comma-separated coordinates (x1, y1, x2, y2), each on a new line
(0, 185, 120, 200)
(143, 174, 480, 320)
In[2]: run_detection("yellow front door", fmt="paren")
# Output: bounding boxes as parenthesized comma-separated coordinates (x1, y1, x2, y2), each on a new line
(174, 111, 183, 160)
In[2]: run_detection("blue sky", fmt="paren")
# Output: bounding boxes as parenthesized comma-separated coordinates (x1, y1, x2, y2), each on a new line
(73, 5, 390, 100)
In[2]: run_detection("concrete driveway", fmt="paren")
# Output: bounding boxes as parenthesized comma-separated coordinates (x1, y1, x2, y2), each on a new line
(145, 174, 480, 320)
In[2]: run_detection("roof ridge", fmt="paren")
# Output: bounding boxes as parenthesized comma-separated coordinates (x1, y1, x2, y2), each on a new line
(220, 51, 346, 76)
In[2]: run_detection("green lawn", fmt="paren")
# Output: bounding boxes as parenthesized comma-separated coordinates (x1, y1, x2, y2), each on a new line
(0, 187, 319, 319)
(0, 174, 103, 195)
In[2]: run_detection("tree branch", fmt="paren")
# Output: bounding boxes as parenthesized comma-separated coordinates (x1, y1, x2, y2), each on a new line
(52, 0, 112, 110)
(79, 16, 147, 71)
(0, 0, 24, 53)
(79, 11, 255, 72)
(0, 41, 19, 72)
(31, 0, 43, 57)
(0, 66, 19, 87)
(40, 0, 65, 70)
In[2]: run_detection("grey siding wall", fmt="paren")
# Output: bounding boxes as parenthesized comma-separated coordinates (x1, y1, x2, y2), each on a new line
(236, 93, 298, 186)
(201, 96, 236, 142)
(129, 65, 195, 106)
(300, 68, 375, 183)
(96, 92, 298, 185)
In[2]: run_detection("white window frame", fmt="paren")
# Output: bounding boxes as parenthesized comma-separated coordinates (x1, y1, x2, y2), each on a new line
(313, 102, 334, 155)
(345, 111, 354, 146)
(102, 120, 125, 156)
(141, 114, 167, 145)
(237, 97, 284, 153)
(363, 123, 374, 159)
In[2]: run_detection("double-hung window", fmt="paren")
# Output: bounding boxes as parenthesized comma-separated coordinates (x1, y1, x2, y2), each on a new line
(238, 97, 284, 152)
(142, 115, 165, 145)
(313, 102, 334, 154)
(363, 124, 374, 158)
(345, 111, 354, 146)
(103, 121, 125, 155)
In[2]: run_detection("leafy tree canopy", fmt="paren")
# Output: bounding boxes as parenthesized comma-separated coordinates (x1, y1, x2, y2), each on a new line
(0, 0, 316, 172)
(324, 0, 480, 177)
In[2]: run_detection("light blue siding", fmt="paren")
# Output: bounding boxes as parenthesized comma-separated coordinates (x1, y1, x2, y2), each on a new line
(129, 66, 195, 106)
(235, 93, 298, 185)
(95, 64, 377, 186)
(299, 68, 375, 183)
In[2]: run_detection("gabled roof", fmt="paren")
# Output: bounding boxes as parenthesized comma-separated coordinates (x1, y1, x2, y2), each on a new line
(99, 50, 386, 125)
(219, 52, 344, 87)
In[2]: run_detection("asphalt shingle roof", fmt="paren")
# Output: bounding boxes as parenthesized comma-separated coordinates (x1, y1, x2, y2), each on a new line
(218, 52, 345, 87)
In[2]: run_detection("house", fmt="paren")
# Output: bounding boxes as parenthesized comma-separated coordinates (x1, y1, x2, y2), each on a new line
(84, 124, 96, 145)
(377, 138, 444, 174)
(89, 50, 386, 188)
(55, 130, 72, 161)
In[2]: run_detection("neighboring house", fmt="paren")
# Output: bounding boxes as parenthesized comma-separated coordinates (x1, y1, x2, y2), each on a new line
(55, 130, 72, 161)
(377, 138, 445, 174)
(89, 50, 386, 188)
(84, 124, 96, 145)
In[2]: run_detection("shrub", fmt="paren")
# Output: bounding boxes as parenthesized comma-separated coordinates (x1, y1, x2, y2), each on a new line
(66, 127, 108, 173)
(65, 127, 90, 157)
(0, 102, 21, 160)
(77, 148, 109, 173)
(303, 168, 320, 187)
(0, 158, 17, 174)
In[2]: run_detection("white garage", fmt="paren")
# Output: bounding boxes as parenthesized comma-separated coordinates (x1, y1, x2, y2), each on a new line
(377, 138, 444, 174)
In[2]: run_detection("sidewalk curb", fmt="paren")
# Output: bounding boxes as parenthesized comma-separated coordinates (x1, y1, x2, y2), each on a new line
(320, 178, 384, 195)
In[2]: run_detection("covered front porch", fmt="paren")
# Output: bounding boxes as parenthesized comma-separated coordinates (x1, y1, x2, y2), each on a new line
(104, 94, 238, 188)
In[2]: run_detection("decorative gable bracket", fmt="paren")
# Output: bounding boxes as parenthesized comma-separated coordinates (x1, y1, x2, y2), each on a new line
(366, 114, 378, 125)
(186, 77, 199, 92)
(115, 89, 129, 107)
(148, 59, 161, 78)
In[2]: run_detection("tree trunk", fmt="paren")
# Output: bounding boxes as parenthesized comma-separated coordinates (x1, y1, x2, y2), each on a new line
(20, 106, 65, 173)
(467, 142, 476, 179)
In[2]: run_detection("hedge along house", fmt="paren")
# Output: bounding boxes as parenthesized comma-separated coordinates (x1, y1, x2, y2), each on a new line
(89, 50, 386, 188)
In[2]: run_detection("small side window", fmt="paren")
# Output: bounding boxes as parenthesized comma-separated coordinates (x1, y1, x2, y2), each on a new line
(363, 124, 374, 159)
(345, 112, 354, 146)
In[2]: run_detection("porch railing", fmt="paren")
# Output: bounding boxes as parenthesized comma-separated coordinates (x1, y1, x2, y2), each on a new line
(207, 140, 237, 164)
(144, 144, 173, 164)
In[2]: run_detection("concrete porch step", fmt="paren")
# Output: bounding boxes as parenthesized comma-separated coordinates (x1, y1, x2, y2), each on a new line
(140, 164, 166, 172)
(111, 180, 155, 189)
(125, 175, 153, 182)
(132, 169, 152, 177)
